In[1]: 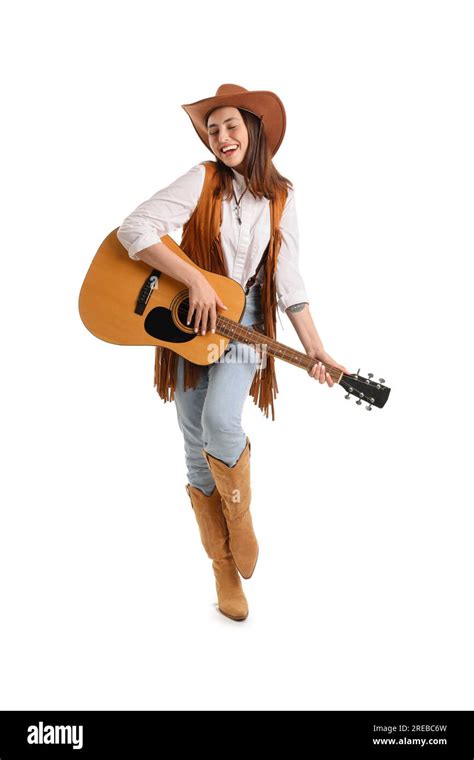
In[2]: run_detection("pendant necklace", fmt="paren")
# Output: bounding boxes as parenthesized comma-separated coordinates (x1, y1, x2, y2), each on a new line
(232, 182, 248, 225)
(232, 120, 261, 225)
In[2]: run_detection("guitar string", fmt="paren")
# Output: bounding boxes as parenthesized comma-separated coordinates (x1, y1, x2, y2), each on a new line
(149, 300, 382, 401)
(171, 302, 343, 380)
(174, 303, 318, 366)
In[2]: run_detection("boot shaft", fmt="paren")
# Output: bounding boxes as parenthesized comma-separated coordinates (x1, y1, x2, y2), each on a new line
(185, 483, 230, 561)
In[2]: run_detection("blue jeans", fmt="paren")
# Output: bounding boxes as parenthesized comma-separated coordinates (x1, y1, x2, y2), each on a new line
(174, 283, 264, 496)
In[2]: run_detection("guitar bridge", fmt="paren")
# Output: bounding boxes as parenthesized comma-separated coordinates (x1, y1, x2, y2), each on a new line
(135, 269, 161, 315)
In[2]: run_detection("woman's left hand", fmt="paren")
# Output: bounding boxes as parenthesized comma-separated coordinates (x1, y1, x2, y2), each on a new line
(307, 349, 350, 387)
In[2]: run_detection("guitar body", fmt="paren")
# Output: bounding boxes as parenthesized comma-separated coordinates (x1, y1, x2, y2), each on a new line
(79, 229, 247, 365)
(79, 227, 391, 409)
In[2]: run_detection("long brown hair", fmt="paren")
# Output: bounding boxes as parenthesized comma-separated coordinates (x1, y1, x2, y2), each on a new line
(208, 107, 293, 202)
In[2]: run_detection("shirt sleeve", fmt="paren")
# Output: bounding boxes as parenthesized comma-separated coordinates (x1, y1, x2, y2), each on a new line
(116, 163, 206, 260)
(275, 186, 310, 312)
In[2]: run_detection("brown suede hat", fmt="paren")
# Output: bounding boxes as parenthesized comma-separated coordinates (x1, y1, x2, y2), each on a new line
(181, 83, 286, 158)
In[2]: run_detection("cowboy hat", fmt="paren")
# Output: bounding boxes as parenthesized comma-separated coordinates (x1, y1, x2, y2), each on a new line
(181, 83, 286, 158)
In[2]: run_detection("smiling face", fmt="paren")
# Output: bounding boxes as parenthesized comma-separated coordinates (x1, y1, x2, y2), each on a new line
(206, 106, 249, 172)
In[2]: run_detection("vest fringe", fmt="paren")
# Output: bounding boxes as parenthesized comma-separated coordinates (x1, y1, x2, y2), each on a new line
(154, 345, 177, 402)
(153, 161, 287, 420)
(248, 224, 282, 421)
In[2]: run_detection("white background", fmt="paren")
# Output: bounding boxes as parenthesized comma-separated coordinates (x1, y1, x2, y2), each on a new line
(1, 0, 473, 710)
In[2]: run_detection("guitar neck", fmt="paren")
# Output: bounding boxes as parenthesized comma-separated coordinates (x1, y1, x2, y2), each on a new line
(215, 315, 343, 383)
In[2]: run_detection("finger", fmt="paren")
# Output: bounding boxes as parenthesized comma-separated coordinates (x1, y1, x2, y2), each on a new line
(210, 304, 217, 334)
(193, 307, 203, 333)
(200, 307, 209, 335)
(187, 303, 195, 326)
(319, 363, 326, 384)
(216, 297, 228, 310)
(326, 371, 334, 387)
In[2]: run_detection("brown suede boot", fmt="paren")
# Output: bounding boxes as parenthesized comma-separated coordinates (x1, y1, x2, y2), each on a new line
(185, 483, 248, 621)
(201, 437, 258, 579)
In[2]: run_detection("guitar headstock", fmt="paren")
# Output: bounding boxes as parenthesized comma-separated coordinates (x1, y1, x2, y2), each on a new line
(339, 370, 391, 410)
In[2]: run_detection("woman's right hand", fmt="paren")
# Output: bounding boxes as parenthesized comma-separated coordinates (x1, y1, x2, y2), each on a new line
(187, 273, 228, 335)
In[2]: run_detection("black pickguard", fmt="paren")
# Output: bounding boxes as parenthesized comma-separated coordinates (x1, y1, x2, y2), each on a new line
(144, 304, 197, 344)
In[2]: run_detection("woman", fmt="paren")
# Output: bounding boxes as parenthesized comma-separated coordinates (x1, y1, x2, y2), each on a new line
(117, 84, 348, 622)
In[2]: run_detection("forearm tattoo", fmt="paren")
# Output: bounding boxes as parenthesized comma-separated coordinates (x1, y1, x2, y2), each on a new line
(287, 302, 308, 313)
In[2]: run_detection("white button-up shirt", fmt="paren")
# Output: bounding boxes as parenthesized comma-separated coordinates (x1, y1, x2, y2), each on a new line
(117, 163, 309, 312)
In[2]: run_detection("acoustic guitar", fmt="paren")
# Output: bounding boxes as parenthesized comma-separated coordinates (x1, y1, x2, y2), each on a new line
(79, 229, 391, 410)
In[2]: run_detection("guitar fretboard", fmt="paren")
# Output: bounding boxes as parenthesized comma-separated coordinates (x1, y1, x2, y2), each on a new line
(215, 314, 343, 382)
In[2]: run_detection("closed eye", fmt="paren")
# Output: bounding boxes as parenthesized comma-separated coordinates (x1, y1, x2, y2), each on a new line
(210, 126, 236, 136)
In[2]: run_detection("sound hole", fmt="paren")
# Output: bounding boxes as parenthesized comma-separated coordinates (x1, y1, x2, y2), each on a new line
(143, 292, 196, 344)
(174, 295, 192, 330)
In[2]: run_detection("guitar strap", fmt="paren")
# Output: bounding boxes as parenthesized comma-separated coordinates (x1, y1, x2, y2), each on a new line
(244, 241, 270, 294)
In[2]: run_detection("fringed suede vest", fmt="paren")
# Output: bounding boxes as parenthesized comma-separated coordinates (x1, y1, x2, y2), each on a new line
(153, 160, 288, 421)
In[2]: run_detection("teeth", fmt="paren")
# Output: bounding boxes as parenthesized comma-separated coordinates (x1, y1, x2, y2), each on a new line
(222, 145, 238, 153)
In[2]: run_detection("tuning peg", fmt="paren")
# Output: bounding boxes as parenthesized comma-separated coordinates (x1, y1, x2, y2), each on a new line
(379, 378, 385, 384)
(356, 399, 362, 405)
(368, 373, 373, 379)
(345, 393, 351, 400)
(366, 403, 373, 411)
